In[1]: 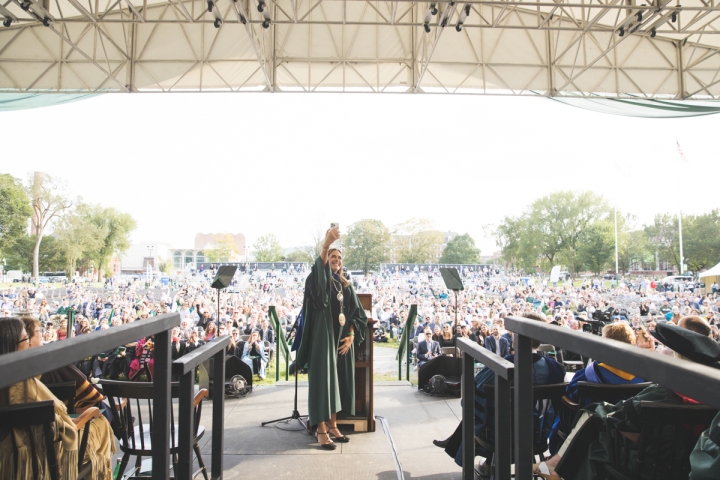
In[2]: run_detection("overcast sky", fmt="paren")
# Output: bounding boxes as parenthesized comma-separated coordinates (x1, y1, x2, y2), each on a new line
(3, 93, 718, 255)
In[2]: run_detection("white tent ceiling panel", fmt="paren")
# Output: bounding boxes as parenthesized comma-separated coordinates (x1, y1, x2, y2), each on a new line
(0, 28, 56, 60)
(139, 24, 202, 60)
(685, 70, 720, 97)
(206, 26, 259, 61)
(0, 61, 54, 87)
(136, 60, 198, 90)
(277, 25, 311, 58)
(200, 63, 232, 91)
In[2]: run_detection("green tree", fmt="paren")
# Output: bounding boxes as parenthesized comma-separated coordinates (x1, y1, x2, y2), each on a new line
(577, 221, 615, 275)
(28, 173, 73, 278)
(644, 213, 680, 271)
(205, 234, 239, 262)
(683, 209, 720, 272)
(393, 218, 444, 264)
(495, 191, 608, 274)
(4, 234, 65, 273)
(86, 205, 136, 279)
(439, 233, 480, 264)
(493, 217, 538, 272)
(286, 249, 314, 263)
(0, 174, 32, 257)
(253, 234, 283, 262)
(53, 204, 106, 277)
(158, 258, 173, 274)
(343, 219, 390, 274)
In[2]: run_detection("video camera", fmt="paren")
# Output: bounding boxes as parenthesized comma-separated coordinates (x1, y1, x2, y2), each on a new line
(581, 310, 611, 336)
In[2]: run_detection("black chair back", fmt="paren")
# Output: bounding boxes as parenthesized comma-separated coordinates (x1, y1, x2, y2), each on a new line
(46, 381, 77, 414)
(605, 401, 719, 480)
(0, 400, 59, 480)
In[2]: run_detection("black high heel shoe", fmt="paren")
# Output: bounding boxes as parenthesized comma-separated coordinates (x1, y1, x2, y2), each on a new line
(315, 431, 337, 450)
(326, 425, 350, 443)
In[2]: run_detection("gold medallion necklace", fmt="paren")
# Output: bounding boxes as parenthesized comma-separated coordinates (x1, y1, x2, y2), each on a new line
(332, 276, 346, 326)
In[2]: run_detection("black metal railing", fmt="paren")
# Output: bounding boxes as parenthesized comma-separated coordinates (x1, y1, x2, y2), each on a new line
(0, 312, 227, 480)
(455, 316, 720, 480)
(457, 338, 514, 480)
(172, 336, 229, 480)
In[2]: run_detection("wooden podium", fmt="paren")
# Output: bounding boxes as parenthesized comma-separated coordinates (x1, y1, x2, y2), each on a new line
(337, 293, 375, 432)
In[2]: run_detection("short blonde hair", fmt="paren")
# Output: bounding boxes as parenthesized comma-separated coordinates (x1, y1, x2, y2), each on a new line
(602, 323, 635, 345)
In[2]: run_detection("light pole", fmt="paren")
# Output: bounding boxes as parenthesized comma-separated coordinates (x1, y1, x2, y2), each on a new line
(147, 245, 154, 280)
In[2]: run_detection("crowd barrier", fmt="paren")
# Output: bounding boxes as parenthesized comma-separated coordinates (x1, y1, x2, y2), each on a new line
(455, 316, 720, 480)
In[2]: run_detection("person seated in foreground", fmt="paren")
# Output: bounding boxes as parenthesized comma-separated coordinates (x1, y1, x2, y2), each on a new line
(432, 312, 566, 474)
(417, 327, 441, 368)
(565, 323, 647, 406)
(547, 323, 647, 454)
(534, 316, 720, 480)
(0, 317, 116, 480)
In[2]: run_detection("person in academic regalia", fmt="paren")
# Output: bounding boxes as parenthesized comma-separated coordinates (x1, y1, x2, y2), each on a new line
(535, 316, 720, 480)
(296, 226, 368, 450)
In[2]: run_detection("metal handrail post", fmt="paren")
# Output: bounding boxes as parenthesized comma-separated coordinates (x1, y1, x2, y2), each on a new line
(456, 338, 514, 480)
(514, 333, 533, 480)
(495, 374, 512, 480)
(152, 329, 171, 480)
(177, 366, 195, 480)
(462, 352, 475, 480)
(407, 305, 416, 381)
(172, 337, 230, 480)
(211, 348, 225, 479)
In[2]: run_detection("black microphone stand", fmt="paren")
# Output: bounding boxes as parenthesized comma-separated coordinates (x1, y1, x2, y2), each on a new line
(261, 315, 309, 432)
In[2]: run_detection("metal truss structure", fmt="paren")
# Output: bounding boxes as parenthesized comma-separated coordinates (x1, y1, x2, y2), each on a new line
(2, 0, 720, 98)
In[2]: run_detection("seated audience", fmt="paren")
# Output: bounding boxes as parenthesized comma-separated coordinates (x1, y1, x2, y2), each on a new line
(417, 327, 441, 367)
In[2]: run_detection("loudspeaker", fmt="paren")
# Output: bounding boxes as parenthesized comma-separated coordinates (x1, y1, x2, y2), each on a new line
(211, 265, 238, 289)
(418, 355, 462, 391)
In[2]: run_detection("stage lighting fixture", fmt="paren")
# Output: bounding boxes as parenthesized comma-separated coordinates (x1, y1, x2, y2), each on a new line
(455, 4, 470, 32)
(16, 0, 54, 25)
(644, 9, 676, 37)
(258, 0, 271, 28)
(209, 0, 222, 27)
(0, 4, 17, 27)
(430, 2, 437, 15)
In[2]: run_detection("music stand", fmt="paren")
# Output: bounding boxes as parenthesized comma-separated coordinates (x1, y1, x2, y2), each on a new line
(439, 268, 464, 352)
(211, 265, 238, 317)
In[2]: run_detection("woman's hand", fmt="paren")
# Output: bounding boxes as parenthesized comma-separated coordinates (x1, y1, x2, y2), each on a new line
(338, 335, 353, 355)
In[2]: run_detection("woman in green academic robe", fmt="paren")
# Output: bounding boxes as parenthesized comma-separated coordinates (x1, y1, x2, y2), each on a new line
(296, 226, 367, 450)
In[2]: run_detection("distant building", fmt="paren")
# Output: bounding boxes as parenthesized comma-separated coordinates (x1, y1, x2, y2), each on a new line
(118, 233, 247, 274)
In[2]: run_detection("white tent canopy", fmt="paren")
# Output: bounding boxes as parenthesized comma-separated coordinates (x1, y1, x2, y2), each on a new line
(3, 0, 720, 98)
(699, 262, 720, 279)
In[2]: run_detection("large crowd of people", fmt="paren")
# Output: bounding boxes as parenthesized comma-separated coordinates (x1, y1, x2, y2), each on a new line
(1, 266, 719, 377)
(1, 262, 720, 478)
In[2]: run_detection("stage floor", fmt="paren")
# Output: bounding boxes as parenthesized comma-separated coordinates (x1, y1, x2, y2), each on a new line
(193, 381, 464, 479)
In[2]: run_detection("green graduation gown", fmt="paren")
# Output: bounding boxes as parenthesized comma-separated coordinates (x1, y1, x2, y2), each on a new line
(296, 256, 368, 426)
